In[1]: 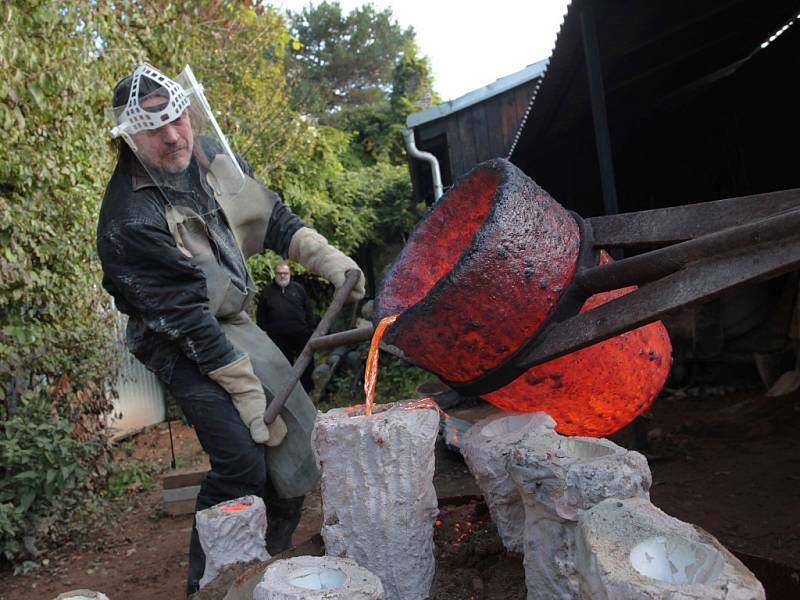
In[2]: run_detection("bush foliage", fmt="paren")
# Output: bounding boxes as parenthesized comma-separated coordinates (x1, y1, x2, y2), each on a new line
(1, 1, 131, 569)
(1, 0, 436, 569)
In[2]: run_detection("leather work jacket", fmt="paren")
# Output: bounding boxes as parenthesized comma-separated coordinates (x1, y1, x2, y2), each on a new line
(97, 153, 304, 383)
(257, 281, 314, 339)
(98, 148, 323, 498)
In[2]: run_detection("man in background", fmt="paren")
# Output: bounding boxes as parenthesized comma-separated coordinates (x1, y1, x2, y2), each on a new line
(257, 262, 316, 392)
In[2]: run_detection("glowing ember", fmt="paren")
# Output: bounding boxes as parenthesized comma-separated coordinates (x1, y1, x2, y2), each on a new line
(220, 502, 250, 513)
(364, 314, 398, 416)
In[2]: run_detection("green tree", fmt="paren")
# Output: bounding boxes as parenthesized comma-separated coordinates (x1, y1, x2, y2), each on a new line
(0, 0, 435, 569)
(318, 40, 439, 167)
(275, 2, 438, 300)
(286, 1, 415, 114)
(390, 40, 438, 117)
(0, 0, 316, 569)
(321, 100, 396, 165)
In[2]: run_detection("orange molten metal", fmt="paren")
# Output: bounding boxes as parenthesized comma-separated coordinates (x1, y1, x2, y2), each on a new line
(484, 252, 671, 436)
(363, 317, 473, 448)
(375, 159, 671, 437)
(364, 315, 398, 416)
(220, 502, 250, 513)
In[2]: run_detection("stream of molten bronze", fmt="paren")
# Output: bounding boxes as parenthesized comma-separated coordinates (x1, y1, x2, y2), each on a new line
(364, 314, 398, 416)
(362, 317, 450, 430)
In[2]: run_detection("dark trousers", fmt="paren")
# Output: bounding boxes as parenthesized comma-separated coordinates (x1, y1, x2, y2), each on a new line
(168, 355, 304, 596)
(268, 331, 315, 393)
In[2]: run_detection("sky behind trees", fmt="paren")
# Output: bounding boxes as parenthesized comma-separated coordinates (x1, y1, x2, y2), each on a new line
(274, 0, 571, 101)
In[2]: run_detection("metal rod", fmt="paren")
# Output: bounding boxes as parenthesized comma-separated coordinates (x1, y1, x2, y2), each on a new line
(588, 188, 800, 248)
(264, 269, 362, 425)
(518, 234, 800, 369)
(167, 420, 177, 470)
(309, 325, 374, 351)
(576, 204, 800, 295)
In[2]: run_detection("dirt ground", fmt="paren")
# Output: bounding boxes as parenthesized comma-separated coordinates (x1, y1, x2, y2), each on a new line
(430, 500, 525, 599)
(1, 377, 799, 599)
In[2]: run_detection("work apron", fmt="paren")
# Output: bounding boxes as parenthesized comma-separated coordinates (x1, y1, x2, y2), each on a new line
(165, 203, 319, 499)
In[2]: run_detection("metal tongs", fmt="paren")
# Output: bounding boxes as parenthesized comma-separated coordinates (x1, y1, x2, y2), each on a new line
(518, 188, 800, 368)
(266, 187, 800, 407)
(445, 187, 800, 397)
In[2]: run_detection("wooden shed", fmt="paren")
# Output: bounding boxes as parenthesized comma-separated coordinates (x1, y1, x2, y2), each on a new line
(507, 0, 800, 370)
(404, 0, 800, 374)
(405, 60, 547, 204)
(407, 1, 800, 215)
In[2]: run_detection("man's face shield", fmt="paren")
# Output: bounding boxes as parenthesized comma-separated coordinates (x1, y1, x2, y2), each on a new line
(108, 64, 245, 213)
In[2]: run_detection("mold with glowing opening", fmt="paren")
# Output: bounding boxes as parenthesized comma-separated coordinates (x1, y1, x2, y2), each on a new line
(312, 401, 439, 600)
(629, 535, 724, 584)
(196, 495, 269, 589)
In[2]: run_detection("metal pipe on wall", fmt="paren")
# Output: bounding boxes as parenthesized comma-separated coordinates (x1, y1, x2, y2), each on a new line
(402, 128, 444, 201)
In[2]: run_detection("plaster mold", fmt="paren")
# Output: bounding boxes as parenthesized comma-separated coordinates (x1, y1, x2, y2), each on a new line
(576, 497, 765, 599)
(312, 401, 440, 600)
(196, 495, 270, 588)
(460, 412, 556, 551)
(253, 555, 384, 599)
(53, 592, 110, 600)
(508, 434, 651, 599)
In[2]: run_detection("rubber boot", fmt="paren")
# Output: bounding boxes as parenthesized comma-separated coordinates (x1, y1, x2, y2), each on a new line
(264, 475, 305, 555)
(186, 518, 206, 596)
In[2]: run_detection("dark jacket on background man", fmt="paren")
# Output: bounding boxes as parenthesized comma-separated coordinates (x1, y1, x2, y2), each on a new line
(256, 281, 314, 338)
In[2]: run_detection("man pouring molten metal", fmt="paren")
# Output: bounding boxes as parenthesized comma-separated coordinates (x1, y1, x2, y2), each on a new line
(96, 63, 364, 594)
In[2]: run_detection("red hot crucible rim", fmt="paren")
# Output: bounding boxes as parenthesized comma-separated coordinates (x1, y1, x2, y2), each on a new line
(375, 158, 671, 437)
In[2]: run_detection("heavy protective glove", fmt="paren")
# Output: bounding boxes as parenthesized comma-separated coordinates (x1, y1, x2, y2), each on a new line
(287, 227, 366, 303)
(208, 355, 287, 447)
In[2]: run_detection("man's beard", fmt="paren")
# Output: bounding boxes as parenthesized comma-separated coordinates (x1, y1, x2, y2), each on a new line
(276, 277, 290, 288)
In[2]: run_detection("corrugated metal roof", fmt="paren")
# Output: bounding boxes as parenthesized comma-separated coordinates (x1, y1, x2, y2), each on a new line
(510, 0, 800, 165)
(406, 59, 549, 128)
